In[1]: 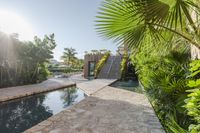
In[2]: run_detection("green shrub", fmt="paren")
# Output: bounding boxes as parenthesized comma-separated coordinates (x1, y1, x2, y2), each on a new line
(0, 33, 56, 87)
(94, 52, 110, 78)
(64, 68, 82, 73)
(37, 63, 50, 83)
(185, 60, 200, 133)
(166, 116, 189, 133)
(131, 43, 192, 132)
(120, 52, 128, 80)
(145, 54, 191, 132)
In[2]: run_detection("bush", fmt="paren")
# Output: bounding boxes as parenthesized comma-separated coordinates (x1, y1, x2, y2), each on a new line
(131, 44, 193, 132)
(64, 68, 82, 73)
(120, 52, 128, 80)
(185, 60, 200, 133)
(37, 64, 50, 82)
(0, 33, 56, 88)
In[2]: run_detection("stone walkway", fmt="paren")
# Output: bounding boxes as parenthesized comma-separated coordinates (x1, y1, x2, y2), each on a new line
(25, 79, 165, 133)
(0, 78, 75, 102)
(77, 79, 117, 96)
(67, 74, 89, 84)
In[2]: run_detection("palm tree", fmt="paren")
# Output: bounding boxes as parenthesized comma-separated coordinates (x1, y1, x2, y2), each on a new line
(96, 0, 200, 49)
(96, 1, 200, 132)
(61, 47, 77, 67)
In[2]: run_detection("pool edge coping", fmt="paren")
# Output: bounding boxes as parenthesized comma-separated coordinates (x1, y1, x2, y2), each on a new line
(0, 82, 76, 103)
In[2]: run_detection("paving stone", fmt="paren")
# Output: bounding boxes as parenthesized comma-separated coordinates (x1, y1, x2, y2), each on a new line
(77, 79, 117, 95)
(49, 129, 61, 133)
(0, 78, 76, 102)
(25, 80, 165, 133)
(1, 75, 165, 133)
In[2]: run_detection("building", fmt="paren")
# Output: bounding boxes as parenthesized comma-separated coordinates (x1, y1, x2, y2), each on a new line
(83, 54, 103, 79)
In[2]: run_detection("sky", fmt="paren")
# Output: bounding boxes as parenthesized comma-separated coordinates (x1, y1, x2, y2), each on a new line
(0, 0, 118, 60)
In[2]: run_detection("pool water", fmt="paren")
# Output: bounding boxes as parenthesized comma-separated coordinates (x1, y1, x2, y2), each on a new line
(110, 80, 143, 93)
(0, 86, 85, 133)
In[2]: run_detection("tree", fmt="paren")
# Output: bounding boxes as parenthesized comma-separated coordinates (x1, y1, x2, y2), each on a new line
(96, 0, 200, 132)
(73, 58, 84, 69)
(61, 47, 77, 67)
(17, 34, 56, 83)
(0, 32, 56, 88)
(96, 0, 200, 49)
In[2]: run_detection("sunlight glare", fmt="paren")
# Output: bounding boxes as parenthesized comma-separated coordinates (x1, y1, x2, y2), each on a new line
(0, 10, 34, 41)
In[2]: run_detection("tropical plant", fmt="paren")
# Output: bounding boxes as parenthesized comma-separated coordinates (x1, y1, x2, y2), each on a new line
(130, 42, 192, 132)
(96, 0, 200, 132)
(185, 89, 200, 132)
(185, 60, 200, 132)
(0, 32, 56, 88)
(120, 52, 128, 80)
(94, 52, 110, 78)
(166, 116, 189, 133)
(61, 47, 77, 67)
(96, 0, 200, 49)
(73, 58, 84, 70)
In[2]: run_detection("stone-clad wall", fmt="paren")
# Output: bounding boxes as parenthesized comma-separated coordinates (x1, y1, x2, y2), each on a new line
(83, 54, 103, 78)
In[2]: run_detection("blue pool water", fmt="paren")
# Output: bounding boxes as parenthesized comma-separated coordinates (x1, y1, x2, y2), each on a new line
(0, 86, 85, 133)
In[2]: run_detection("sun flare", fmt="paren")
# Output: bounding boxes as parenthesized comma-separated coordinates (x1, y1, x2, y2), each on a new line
(0, 10, 34, 41)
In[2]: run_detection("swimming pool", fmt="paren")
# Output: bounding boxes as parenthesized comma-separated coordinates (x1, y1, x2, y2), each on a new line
(0, 86, 85, 133)
(110, 80, 143, 93)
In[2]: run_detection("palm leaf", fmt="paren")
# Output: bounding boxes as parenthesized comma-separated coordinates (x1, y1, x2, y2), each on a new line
(96, 0, 200, 49)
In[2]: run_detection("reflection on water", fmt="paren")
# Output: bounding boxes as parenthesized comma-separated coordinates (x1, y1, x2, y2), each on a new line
(0, 86, 85, 133)
(111, 80, 143, 93)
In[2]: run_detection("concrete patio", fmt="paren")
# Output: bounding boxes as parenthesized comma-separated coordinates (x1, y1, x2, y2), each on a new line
(25, 78, 165, 133)
(0, 73, 88, 102)
(0, 78, 75, 102)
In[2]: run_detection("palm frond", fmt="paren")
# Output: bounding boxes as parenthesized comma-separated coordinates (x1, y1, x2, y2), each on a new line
(96, 0, 168, 48)
(96, 0, 200, 48)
